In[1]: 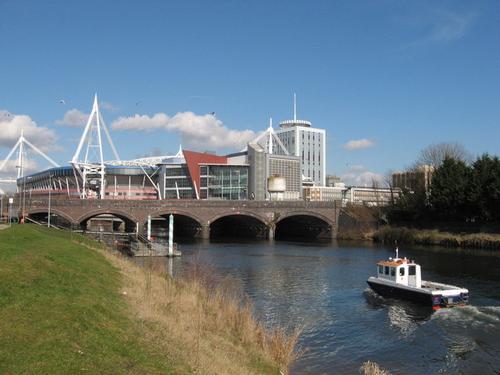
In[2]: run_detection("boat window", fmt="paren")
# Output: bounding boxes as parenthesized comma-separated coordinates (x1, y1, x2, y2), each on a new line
(378, 265, 383, 274)
(390, 267, 395, 277)
(399, 267, 405, 276)
(384, 266, 389, 275)
(409, 266, 416, 276)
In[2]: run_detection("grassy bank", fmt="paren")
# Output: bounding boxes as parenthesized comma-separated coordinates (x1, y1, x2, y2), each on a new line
(374, 226, 500, 250)
(0, 225, 296, 374)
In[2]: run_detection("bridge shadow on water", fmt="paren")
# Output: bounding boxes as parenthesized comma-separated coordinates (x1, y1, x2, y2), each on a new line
(275, 215, 332, 241)
(210, 215, 268, 240)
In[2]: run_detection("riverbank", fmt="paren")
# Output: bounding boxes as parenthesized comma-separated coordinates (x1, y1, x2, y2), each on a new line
(374, 226, 500, 250)
(0, 225, 297, 374)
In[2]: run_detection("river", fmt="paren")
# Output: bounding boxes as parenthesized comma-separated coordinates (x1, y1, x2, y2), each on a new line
(143, 239, 500, 375)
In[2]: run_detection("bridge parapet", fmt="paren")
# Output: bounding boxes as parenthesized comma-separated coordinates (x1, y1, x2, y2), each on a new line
(24, 198, 341, 239)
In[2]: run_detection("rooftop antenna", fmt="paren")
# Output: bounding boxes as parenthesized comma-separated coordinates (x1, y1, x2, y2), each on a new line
(268, 117, 273, 154)
(293, 92, 297, 122)
(71, 93, 120, 199)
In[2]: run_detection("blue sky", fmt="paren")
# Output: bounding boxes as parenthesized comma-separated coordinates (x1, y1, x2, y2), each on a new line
(1, 0, 499, 185)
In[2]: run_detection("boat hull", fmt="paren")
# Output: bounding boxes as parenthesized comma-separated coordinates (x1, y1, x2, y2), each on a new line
(367, 280, 433, 306)
(367, 278, 469, 309)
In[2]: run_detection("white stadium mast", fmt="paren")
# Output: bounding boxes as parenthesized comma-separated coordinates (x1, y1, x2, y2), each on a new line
(71, 94, 120, 199)
(0, 130, 60, 189)
(251, 117, 289, 155)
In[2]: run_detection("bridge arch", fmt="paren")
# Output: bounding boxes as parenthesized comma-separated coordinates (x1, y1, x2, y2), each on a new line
(26, 208, 75, 228)
(275, 211, 334, 240)
(208, 210, 269, 226)
(145, 210, 204, 239)
(76, 209, 139, 233)
(275, 211, 335, 227)
(209, 211, 269, 239)
(150, 209, 204, 227)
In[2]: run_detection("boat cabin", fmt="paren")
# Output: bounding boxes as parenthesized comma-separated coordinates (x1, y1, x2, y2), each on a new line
(376, 256, 421, 288)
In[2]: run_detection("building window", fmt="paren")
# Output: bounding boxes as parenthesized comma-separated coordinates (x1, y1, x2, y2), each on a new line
(384, 266, 389, 275)
(399, 268, 405, 276)
(390, 267, 396, 277)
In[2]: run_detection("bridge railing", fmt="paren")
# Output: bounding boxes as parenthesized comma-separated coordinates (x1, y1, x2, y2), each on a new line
(24, 197, 340, 209)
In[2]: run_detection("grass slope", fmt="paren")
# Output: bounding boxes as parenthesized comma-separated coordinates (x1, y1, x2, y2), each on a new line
(0, 225, 183, 375)
(0, 226, 286, 375)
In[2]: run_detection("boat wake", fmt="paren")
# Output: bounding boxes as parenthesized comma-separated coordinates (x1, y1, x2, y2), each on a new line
(430, 305, 500, 372)
(433, 305, 500, 327)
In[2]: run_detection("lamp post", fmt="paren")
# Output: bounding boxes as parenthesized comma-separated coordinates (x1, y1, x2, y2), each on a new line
(16, 165, 22, 220)
(22, 176, 30, 223)
(48, 174, 52, 228)
(8, 197, 13, 227)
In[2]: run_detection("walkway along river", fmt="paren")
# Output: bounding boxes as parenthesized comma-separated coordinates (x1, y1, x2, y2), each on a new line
(136, 239, 500, 375)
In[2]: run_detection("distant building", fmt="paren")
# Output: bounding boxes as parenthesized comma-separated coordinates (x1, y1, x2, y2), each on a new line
(304, 183, 401, 206)
(274, 94, 326, 186)
(345, 186, 400, 206)
(303, 183, 346, 202)
(326, 175, 341, 187)
(392, 165, 434, 192)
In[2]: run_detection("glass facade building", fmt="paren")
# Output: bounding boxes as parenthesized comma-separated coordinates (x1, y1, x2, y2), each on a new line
(200, 165, 248, 200)
(161, 165, 196, 199)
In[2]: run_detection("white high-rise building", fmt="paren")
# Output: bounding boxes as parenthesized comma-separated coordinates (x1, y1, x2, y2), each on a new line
(275, 94, 326, 186)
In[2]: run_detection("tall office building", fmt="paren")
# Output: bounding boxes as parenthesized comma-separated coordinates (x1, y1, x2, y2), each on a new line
(275, 94, 326, 186)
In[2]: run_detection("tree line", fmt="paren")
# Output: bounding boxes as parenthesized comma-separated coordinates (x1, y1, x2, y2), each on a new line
(388, 143, 500, 224)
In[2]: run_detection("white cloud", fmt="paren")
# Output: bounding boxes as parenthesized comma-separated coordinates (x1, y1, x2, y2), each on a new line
(405, 9, 477, 49)
(341, 165, 384, 187)
(0, 159, 38, 175)
(428, 10, 475, 42)
(0, 110, 58, 152)
(112, 112, 257, 150)
(343, 138, 375, 150)
(55, 109, 89, 128)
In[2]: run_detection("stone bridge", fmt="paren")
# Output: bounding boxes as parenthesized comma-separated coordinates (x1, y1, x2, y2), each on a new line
(24, 198, 341, 239)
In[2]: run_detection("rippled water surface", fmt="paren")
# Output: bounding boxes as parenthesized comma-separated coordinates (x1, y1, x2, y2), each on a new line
(151, 240, 500, 374)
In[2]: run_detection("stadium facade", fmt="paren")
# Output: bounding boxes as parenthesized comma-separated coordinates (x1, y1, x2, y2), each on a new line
(12, 95, 328, 202)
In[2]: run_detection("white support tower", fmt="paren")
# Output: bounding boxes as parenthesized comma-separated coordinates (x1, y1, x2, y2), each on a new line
(0, 130, 60, 189)
(71, 94, 120, 199)
(251, 117, 289, 155)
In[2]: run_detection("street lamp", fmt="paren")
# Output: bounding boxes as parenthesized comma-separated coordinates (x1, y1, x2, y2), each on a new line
(22, 176, 31, 223)
(8, 196, 13, 227)
(48, 174, 52, 228)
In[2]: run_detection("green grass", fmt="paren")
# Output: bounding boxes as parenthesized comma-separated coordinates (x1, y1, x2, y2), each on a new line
(0, 225, 186, 375)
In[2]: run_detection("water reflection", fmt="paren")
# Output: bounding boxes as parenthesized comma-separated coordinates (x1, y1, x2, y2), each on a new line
(363, 289, 433, 336)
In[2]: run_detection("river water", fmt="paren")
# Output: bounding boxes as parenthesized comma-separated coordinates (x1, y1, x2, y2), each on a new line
(148, 239, 500, 375)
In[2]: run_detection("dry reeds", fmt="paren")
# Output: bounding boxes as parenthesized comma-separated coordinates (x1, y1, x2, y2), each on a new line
(360, 361, 392, 375)
(97, 251, 301, 375)
(374, 226, 500, 250)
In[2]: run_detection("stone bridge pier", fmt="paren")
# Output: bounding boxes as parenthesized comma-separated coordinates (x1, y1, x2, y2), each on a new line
(23, 198, 341, 240)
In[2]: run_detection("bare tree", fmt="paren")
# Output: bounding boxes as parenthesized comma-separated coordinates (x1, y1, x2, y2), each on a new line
(414, 142, 472, 168)
(384, 170, 396, 206)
